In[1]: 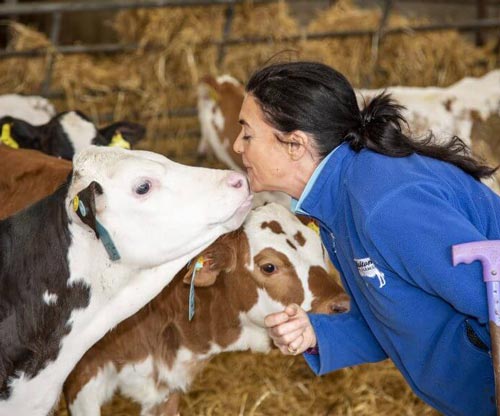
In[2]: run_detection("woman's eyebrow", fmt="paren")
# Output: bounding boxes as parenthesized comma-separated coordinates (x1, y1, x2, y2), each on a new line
(238, 118, 249, 127)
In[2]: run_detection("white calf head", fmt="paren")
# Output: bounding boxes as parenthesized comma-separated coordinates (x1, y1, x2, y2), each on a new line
(68, 146, 252, 268)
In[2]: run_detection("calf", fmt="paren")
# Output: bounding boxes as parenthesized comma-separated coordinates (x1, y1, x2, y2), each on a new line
(197, 75, 291, 208)
(197, 74, 245, 172)
(0, 146, 252, 416)
(0, 110, 145, 159)
(358, 69, 500, 146)
(64, 202, 349, 416)
(0, 146, 71, 220)
(358, 69, 500, 193)
(0, 94, 55, 125)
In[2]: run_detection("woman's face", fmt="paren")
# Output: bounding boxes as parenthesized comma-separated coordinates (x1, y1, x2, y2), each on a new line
(233, 94, 293, 193)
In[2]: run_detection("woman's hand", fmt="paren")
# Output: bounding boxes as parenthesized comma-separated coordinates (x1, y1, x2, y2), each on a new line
(264, 304, 317, 355)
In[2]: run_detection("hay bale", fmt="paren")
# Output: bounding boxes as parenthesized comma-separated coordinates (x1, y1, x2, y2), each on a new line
(300, 0, 496, 88)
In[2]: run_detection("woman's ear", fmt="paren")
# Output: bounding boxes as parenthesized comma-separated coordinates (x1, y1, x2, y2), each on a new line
(287, 130, 312, 161)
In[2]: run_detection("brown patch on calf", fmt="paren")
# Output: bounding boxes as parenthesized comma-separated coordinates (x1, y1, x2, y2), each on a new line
(252, 248, 304, 306)
(205, 76, 246, 171)
(0, 146, 71, 219)
(309, 266, 350, 314)
(443, 98, 455, 112)
(294, 231, 306, 247)
(286, 239, 296, 250)
(470, 113, 500, 192)
(470, 109, 484, 123)
(261, 220, 285, 235)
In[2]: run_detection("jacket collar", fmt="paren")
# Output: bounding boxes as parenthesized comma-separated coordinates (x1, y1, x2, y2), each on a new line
(292, 142, 354, 229)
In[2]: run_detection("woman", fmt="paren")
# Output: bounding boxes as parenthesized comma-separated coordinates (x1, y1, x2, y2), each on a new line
(233, 61, 500, 416)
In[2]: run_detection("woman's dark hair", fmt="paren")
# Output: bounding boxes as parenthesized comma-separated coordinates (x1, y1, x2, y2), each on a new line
(246, 61, 496, 180)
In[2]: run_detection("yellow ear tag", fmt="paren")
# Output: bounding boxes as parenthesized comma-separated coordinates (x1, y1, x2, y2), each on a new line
(0, 123, 19, 149)
(307, 221, 320, 235)
(109, 132, 130, 150)
(72, 196, 80, 212)
(208, 86, 219, 103)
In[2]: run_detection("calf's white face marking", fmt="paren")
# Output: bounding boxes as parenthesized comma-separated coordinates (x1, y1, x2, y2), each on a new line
(68, 146, 253, 269)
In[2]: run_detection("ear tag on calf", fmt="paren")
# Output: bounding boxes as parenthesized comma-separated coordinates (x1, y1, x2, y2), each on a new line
(72, 196, 80, 213)
(0, 123, 19, 149)
(72, 195, 121, 262)
(208, 86, 219, 103)
(188, 256, 205, 321)
(95, 221, 121, 261)
(109, 132, 131, 150)
(307, 221, 320, 235)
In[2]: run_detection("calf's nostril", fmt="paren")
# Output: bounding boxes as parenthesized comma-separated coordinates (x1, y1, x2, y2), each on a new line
(227, 173, 247, 190)
(332, 305, 348, 314)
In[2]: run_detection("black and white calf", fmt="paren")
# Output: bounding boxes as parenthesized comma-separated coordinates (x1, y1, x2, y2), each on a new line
(0, 111, 145, 159)
(0, 94, 56, 125)
(0, 146, 252, 416)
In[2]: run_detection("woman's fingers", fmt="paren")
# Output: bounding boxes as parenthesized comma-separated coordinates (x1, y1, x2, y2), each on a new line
(264, 310, 291, 327)
(272, 327, 304, 347)
(265, 304, 317, 355)
(268, 316, 307, 338)
(264, 303, 301, 327)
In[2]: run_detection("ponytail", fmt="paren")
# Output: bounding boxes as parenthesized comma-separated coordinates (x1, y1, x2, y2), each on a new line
(347, 92, 497, 180)
(246, 61, 496, 181)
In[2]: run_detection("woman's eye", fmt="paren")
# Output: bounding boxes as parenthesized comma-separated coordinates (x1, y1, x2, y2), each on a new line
(242, 135, 251, 141)
(135, 181, 151, 195)
(260, 263, 277, 275)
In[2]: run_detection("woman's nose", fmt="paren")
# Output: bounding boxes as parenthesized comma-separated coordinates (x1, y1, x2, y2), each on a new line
(233, 131, 243, 154)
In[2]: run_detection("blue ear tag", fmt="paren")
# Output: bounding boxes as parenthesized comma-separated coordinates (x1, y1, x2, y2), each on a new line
(78, 200, 87, 217)
(188, 257, 204, 321)
(77, 198, 120, 261)
(95, 221, 121, 261)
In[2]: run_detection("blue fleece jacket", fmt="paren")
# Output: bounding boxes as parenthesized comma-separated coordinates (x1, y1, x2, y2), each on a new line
(293, 143, 500, 416)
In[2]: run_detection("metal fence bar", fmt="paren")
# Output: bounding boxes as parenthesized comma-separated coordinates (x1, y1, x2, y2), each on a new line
(214, 18, 500, 45)
(0, 43, 139, 58)
(366, 0, 393, 86)
(0, 0, 296, 16)
(40, 11, 61, 96)
(1, 17, 498, 60)
(476, 0, 489, 46)
(217, 4, 235, 68)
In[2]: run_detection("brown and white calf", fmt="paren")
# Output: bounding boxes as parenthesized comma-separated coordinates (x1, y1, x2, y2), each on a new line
(64, 202, 349, 416)
(0, 146, 252, 416)
(358, 69, 500, 192)
(197, 75, 291, 208)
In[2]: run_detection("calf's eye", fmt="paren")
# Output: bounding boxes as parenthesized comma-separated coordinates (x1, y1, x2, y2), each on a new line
(135, 181, 151, 195)
(260, 263, 277, 275)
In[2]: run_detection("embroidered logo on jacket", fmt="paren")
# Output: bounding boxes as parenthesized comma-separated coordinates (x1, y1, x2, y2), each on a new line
(354, 258, 386, 288)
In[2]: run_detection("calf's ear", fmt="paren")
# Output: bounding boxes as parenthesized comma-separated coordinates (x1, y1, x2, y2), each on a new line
(99, 122, 146, 147)
(72, 181, 103, 238)
(183, 261, 220, 287)
(183, 237, 237, 287)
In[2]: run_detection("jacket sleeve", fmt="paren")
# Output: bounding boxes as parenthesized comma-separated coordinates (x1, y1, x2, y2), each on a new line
(304, 299, 388, 375)
(363, 182, 490, 323)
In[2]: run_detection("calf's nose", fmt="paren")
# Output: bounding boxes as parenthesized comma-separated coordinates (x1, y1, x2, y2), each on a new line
(330, 294, 350, 314)
(227, 172, 248, 191)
